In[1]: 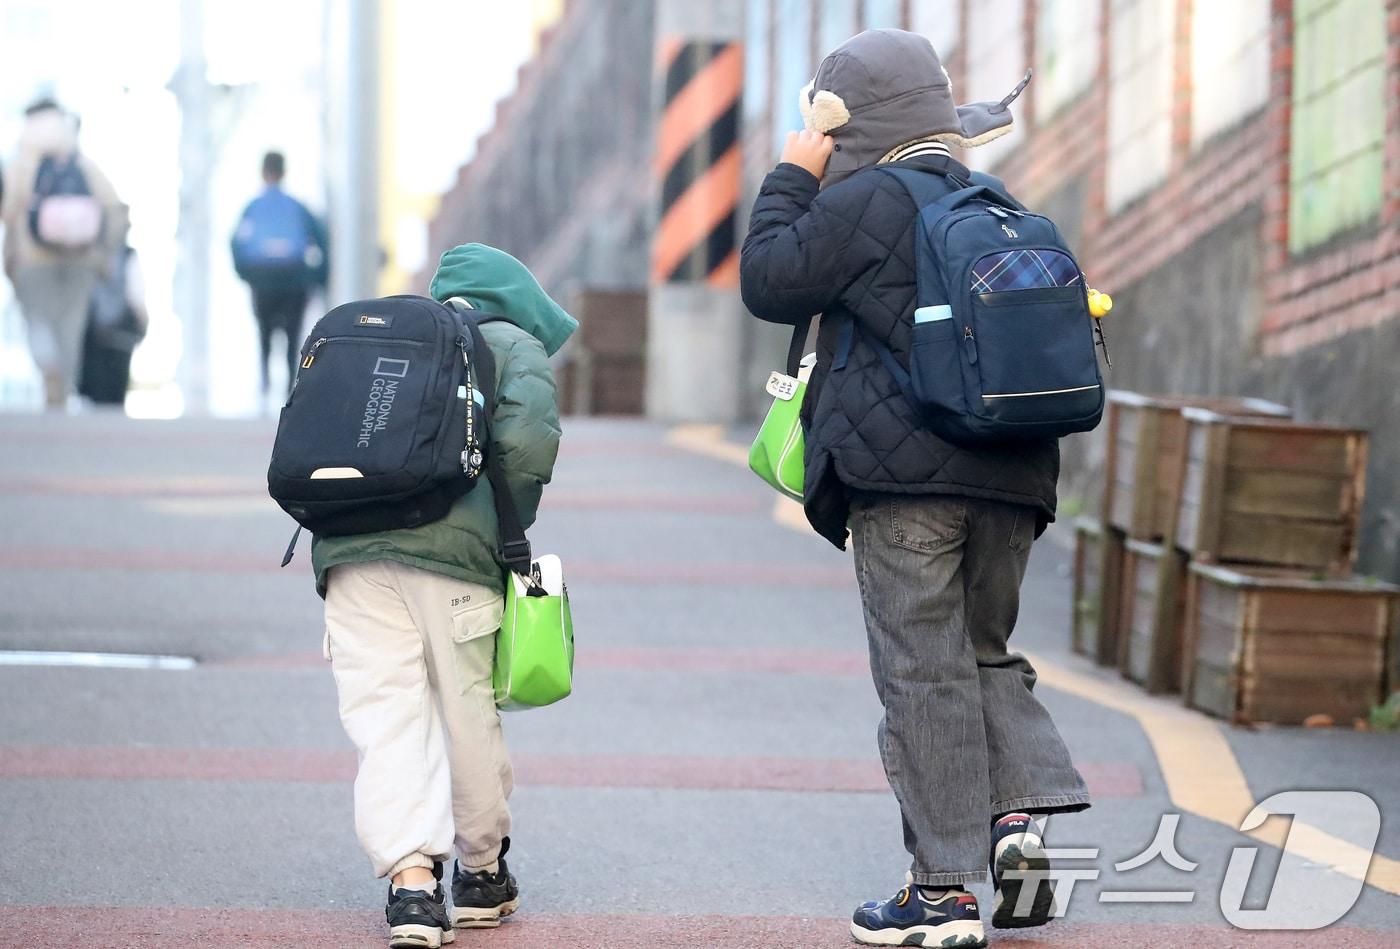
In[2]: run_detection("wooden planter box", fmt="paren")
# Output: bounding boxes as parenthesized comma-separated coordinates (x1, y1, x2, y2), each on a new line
(1184, 563, 1399, 725)
(1076, 521, 1126, 667)
(1118, 539, 1189, 693)
(1176, 410, 1368, 574)
(1102, 393, 1289, 542)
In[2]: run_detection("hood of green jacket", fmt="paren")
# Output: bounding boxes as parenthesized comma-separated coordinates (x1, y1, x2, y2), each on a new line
(429, 243, 578, 356)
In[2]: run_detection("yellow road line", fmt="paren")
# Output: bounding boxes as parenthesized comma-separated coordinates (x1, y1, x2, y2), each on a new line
(1029, 653, 1400, 897)
(664, 423, 750, 466)
(773, 496, 809, 534)
(666, 422, 1400, 898)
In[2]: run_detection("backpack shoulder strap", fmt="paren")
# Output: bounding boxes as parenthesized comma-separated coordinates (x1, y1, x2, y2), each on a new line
(880, 164, 1025, 218)
(458, 308, 533, 578)
(876, 164, 964, 209)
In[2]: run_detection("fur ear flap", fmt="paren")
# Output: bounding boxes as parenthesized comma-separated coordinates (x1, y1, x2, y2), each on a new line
(798, 81, 815, 131)
(808, 90, 851, 134)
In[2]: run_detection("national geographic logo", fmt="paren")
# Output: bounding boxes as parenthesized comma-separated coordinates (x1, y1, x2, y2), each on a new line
(357, 358, 410, 448)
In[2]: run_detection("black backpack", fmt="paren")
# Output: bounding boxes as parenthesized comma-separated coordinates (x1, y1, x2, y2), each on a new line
(865, 167, 1105, 444)
(268, 295, 529, 571)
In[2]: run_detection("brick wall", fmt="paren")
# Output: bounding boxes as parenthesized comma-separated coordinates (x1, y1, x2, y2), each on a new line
(992, 0, 1400, 578)
(421, 0, 656, 297)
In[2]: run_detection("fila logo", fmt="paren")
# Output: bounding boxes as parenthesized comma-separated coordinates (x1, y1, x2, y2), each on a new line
(358, 314, 391, 327)
(1001, 223, 1019, 239)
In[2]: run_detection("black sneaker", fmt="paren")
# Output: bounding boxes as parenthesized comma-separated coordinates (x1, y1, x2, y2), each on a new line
(451, 836, 520, 929)
(990, 813, 1055, 929)
(386, 863, 454, 948)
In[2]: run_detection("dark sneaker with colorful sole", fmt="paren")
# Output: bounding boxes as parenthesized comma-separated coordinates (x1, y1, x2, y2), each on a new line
(850, 883, 987, 947)
(451, 836, 520, 929)
(990, 812, 1056, 929)
(386, 863, 454, 948)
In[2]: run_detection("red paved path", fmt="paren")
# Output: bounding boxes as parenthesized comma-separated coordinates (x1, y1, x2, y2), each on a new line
(0, 745, 1145, 797)
(0, 907, 1389, 948)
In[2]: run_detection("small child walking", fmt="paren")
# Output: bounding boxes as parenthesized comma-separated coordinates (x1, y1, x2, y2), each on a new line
(314, 243, 576, 948)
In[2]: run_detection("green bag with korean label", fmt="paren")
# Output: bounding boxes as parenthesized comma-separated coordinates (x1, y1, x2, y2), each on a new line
(749, 321, 814, 501)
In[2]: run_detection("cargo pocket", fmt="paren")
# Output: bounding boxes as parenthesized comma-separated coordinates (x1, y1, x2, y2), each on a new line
(451, 595, 505, 694)
(908, 317, 966, 418)
(452, 596, 504, 645)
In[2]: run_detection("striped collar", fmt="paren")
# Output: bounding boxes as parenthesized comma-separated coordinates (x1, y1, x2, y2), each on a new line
(880, 139, 953, 164)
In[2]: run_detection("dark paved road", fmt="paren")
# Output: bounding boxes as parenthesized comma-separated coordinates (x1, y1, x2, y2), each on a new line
(0, 413, 1396, 947)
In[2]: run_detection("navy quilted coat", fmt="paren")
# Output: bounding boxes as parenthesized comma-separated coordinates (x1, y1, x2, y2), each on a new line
(740, 154, 1059, 550)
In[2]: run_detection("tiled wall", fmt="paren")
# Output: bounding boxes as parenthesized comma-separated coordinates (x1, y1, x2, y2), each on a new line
(1289, 0, 1387, 252)
(1105, 0, 1177, 211)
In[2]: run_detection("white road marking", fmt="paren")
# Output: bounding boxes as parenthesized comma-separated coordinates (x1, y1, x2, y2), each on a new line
(0, 650, 197, 670)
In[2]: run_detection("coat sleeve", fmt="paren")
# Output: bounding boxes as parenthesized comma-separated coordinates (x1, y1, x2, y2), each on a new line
(739, 163, 869, 326)
(302, 203, 330, 288)
(489, 332, 561, 532)
(230, 201, 253, 281)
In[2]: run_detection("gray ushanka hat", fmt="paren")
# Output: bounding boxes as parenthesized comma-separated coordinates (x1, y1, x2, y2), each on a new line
(799, 29, 1031, 187)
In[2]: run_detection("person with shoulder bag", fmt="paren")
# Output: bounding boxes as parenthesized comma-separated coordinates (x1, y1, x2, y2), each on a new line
(277, 243, 575, 949)
(1, 99, 123, 409)
(741, 30, 1100, 948)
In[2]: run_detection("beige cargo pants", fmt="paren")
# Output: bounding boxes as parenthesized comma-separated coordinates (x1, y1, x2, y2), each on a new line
(324, 560, 511, 879)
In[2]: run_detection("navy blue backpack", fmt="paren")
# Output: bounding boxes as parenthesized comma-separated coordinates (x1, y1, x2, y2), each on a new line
(867, 167, 1104, 445)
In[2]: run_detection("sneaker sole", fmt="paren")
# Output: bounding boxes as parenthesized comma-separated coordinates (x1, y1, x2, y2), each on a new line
(992, 841, 1055, 929)
(452, 897, 520, 929)
(848, 919, 986, 947)
(388, 923, 455, 948)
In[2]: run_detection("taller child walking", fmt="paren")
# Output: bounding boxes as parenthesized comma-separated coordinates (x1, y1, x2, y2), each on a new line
(740, 30, 1090, 948)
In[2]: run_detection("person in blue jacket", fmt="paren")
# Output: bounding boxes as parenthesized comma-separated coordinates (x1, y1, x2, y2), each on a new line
(231, 151, 329, 397)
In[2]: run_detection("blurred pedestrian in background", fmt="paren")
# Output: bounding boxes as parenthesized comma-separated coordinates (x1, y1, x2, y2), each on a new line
(1, 98, 124, 410)
(231, 150, 328, 401)
(78, 204, 148, 406)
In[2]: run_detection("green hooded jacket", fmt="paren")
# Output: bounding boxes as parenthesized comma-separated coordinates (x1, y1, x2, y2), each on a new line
(311, 243, 578, 597)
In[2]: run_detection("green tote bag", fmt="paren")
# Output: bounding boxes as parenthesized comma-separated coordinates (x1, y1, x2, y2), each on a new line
(459, 311, 574, 712)
(749, 320, 815, 501)
(493, 554, 574, 710)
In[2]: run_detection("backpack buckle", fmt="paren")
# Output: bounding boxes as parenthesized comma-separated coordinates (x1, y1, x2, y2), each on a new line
(502, 539, 532, 568)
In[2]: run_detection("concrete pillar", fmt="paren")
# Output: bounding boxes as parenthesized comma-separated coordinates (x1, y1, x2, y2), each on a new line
(324, 0, 381, 304)
(646, 0, 746, 422)
(173, 0, 212, 414)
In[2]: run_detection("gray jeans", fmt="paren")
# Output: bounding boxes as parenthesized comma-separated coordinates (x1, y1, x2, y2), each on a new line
(850, 493, 1090, 886)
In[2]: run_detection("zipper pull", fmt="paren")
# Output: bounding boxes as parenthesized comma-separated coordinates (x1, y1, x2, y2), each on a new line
(1094, 320, 1113, 368)
(986, 206, 1008, 219)
(964, 325, 978, 364)
(301, 338, 327, 369)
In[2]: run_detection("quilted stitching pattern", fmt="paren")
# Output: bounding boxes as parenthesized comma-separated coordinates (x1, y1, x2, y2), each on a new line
(740, 158, 1059, 547)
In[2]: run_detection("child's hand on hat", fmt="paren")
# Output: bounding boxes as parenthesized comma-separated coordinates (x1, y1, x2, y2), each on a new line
(780, 130, 835, 181)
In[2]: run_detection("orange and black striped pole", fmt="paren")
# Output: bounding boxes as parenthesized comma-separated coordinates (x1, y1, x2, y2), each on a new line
(652, 39, 743, 287)
(647, 2, 745, 420)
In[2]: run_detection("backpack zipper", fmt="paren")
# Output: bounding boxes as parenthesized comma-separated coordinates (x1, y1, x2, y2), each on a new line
(299, 335, 424, 369)
(964, 325, 978, 365)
